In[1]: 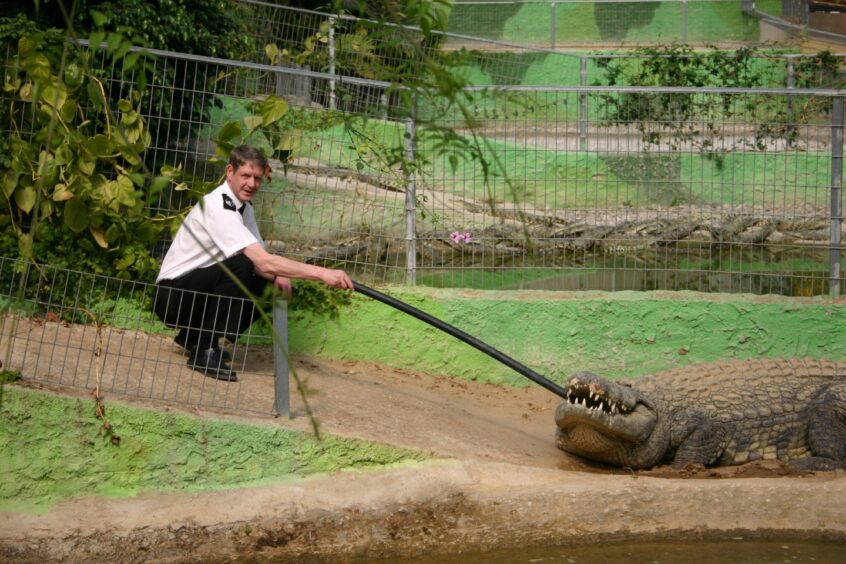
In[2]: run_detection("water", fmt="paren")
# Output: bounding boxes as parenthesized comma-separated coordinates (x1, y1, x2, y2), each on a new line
(515, 267, 829, 297)
(382, 538, 846, 563)
(415, 245, 836, 297)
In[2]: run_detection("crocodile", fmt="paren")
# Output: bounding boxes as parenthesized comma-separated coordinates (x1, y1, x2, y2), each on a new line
(554, 358, 846, 470)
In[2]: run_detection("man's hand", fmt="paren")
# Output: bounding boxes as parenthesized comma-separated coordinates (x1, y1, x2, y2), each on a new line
(322, 268, 354, 290)
(274, 275, 293, 298)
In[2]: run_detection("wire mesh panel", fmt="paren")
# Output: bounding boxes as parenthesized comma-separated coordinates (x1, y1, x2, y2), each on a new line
(448, 0, 765, 48)
(416, 86, 844, 294)
(230, 2, 846, 89)
(238, 0, 446, 72)
(65, 44, 407, 261)
(4, 27, 846, 419)
(0, 258, 277, 415)
(752, 0, 846, 39)
(236, 0, 588, 86)
(4, 39, 844, 297)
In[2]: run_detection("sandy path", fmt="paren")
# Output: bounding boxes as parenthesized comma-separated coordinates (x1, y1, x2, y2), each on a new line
(2, 346, 846, 562)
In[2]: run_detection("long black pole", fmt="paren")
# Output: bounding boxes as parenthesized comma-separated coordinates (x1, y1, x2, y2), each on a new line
(353, 282, 569, 399)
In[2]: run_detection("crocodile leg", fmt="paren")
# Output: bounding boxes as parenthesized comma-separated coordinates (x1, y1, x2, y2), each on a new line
(797, 385, 846, 470)
(670, 414, 730, 469)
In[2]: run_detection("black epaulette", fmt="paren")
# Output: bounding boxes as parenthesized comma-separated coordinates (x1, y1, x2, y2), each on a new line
(222, 193, 237, 211)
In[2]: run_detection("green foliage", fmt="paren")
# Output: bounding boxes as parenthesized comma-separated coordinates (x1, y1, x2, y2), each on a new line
(1, 29, 181, 280)
(211, 95, 347, 169)
(5, 0, 256, 61)
(288, 280, 352, 319)
(596, 45, 845, 159)
(83, 0, 254, 60)
(3, 1, 258, 154)
(0, 370, 22, 384)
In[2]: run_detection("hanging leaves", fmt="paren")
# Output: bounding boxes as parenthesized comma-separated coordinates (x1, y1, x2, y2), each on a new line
(1, 26, 180, 279)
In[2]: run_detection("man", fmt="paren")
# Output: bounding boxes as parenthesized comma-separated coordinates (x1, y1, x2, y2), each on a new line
(154, 145, 353, 381)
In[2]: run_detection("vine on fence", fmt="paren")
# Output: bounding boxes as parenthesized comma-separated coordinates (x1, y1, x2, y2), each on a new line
(81, 308, 120, 445)
(262, 1, 539, 244)
(596, 45, 844, 168)
(1, 20, 182, 280)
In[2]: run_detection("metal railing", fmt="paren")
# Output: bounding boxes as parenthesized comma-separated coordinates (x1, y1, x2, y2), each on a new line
(0, 258, 291, 416)
(4, 29, 846, 416)
(752, 0, 846, 43)
(4, 40, 845, 297)
(233, 1, 846, 91)
(238, 0, 838, 55)
(449, 0, 757, 47)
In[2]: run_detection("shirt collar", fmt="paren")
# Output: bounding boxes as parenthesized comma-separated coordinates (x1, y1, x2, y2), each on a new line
(222, 181, 250, 214)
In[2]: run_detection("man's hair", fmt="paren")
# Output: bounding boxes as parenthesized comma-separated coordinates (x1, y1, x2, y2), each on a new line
(229, 145, 268, 171)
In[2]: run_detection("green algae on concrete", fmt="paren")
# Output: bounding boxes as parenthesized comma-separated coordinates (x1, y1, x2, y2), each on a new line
(288, 288, 846, 386)
(0, 386, 427, 513)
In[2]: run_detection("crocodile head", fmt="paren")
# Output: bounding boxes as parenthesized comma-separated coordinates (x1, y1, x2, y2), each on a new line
(555, 372, 668, 469)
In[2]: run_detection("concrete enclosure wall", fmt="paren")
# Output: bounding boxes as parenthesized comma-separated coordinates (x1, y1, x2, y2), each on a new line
(289, 288, 846, 386)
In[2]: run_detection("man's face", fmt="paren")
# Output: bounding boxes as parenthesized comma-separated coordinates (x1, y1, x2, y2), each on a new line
(226, 161, 264, 202)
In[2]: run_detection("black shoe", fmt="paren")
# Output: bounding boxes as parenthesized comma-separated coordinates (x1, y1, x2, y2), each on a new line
(175, 332, 231, 361)
(195, 346, 232, 362)
(216, 344, 232, 362)
(188, 347, 237, 381)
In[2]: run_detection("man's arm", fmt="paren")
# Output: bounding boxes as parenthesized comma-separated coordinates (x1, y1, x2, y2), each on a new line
(242, 243, 354, 290)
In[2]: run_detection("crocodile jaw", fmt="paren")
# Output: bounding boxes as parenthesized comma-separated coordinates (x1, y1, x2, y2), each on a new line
(554, 372, 661, 468)
(555, 401, 656, 443)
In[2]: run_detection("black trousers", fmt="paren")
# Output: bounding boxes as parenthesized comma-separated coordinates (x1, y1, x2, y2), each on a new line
(153, 254, 270, 351)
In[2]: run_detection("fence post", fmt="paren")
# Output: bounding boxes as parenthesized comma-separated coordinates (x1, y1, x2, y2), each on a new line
(786, 60, 796, 149)
(328, 16, 337, 111)
(404, 94, 417, 285)
(550, 1, 557, 49)
(830, 96, 844, 299)
(273, 297, 290, 418)
(681, 0, 687, 44)
(579, 57, 587, 150)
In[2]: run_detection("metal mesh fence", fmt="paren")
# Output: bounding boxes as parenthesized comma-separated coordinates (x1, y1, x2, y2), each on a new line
(448, 0, 845, 47)
(236, 0, 584, 86)
(238, 0, 813, 53)
(0, 257, 279, 415)
(232, 1, 845, 91)
(128, 46, 846, 297)
(416, 86, 843, 295)
(3, 42, 844, 296)
(3, 21, 846, 415)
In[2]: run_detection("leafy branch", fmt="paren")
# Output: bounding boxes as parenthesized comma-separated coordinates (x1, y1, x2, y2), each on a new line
(595, 45, 845, 164)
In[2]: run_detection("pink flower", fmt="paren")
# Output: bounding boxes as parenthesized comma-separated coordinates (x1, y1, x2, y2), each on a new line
(450, 230, 472, 244)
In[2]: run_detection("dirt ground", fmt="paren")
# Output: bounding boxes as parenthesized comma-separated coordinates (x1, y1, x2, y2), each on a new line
(3, 347, 846, 562)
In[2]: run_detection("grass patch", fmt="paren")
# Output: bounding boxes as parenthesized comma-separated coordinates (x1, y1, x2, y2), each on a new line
(274, 112, 836, 210)
(0, 386, 427, 513)
(204, 91, 838, 227)
(447, 1, 762, 45)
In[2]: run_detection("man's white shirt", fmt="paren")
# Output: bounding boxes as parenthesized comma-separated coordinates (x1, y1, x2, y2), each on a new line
(156, 182, 263, 282)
